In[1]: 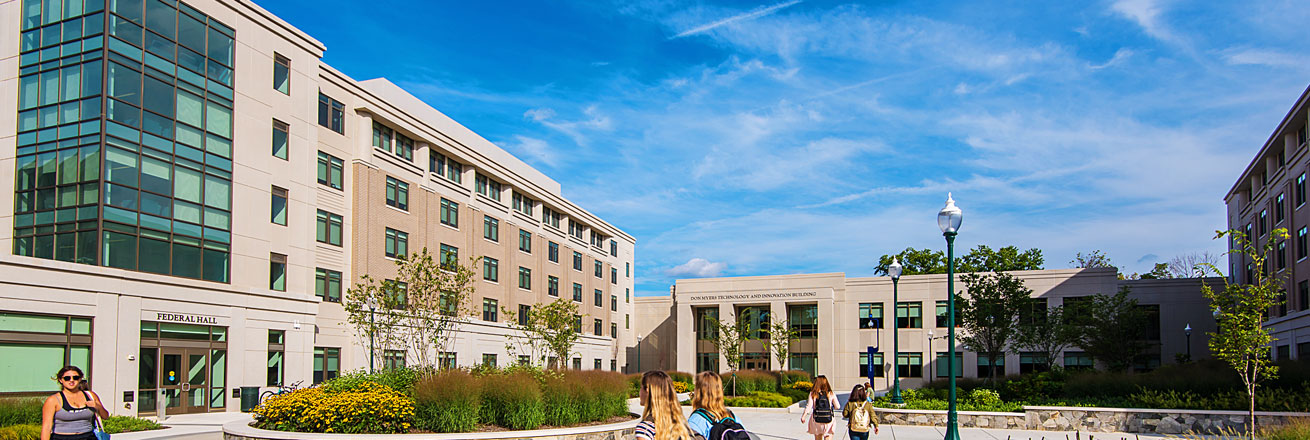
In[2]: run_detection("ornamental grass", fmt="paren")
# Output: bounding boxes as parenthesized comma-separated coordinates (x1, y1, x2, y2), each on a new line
(414, 369, 480, 433)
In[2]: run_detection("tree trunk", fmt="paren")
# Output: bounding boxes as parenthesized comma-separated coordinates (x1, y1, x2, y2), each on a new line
(1248, 385, 1256, 439)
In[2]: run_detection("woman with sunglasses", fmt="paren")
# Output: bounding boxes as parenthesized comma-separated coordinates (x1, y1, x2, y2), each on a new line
(41, 366, 108, 440)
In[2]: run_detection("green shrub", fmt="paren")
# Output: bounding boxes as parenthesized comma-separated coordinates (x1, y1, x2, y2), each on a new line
(0, 424, 38, 440)
(668, 371, 694, 384)
(724, 391, 792, 408)
(968, 388, 1002, 408)
(0, 399, 42, 427)
(778, 387, 809, 403)
(414, 370, 480, 433)
(321, 368, 423, 395)
(777, 370, 811, 385)
(724, 370, 776, 395)
(480, 372, 544, 430)
(101, 416, 162, 434)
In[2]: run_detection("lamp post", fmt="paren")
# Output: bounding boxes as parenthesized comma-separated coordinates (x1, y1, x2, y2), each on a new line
(927, 330, 934, 379)
(1184, 323, 1192, 361)
(938, 193, 963, 440)
(366, 297, 377, 374)
(637, 335, 644, 373)
(889, 257, 904, 404)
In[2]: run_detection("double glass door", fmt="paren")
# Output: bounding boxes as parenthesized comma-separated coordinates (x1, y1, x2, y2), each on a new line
(159, 348, 210, 414)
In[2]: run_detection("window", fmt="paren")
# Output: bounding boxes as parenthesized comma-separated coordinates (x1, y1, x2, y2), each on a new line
(518, 305, 531, 326)
(272, 119, 288, 160)
(316, 152, 343, 190)
(611, 295, 618, 312)
(371, 121, 412, 161)
(1301, 125, 1309, 146)
(429, 151, 463, 184)
(272, 53, 290, 94)
(482, 354, 497, 367)
(611, 240, 618, 257)
(519, 267, 531, 290)
(268, 330, 285, 386)
(573, 315, 582, 333)
(1301, 281, 1309, 312)
(859, 352, 884, 378)
(612, 323, 618, 339)
(317, 92, 344, 134)
(384, 228, 408, 259)
(475, 173, 502, 202)
(611, 268, 618, 284)
(484, 216, 499, 242)
(513, 192, 534, 216)
(316, 210, 343, 246)
(548, 276, 559, 297)
(1277, 193, 1286, 224)
(313, 347, 339, 384)
(482, 298, 498, 322)
(573, 252, 583, 271)
(548, 242, 559, 262)
(385, 177, 408, 211)
(573, 283, 583, 302)
(595, 260, 603, 278)
(789, 305, 818, 338)
(572, 357, 581, 370)
(977, 355, 1005, 378)
(627, 263, 631, 277)
(271, 187, 287, 225)
(626, 288, 630, 303)
(611, 359, 617, 371)
(569, 219, 585, 240)
(542, 207, 561, 228)
(1278, 240, 1287, 270)
(1299, 173, 1307, 207)
(1020, 352, 1049, 374)
(738, 306, 771, 339)
(438, 352, 456, 370)
(519, 355, 531, 366)
(696, 353, 719, 373)
(595, 289, 603, 307)
(269, 253, 286, 291)
(386, 281, 408, 310)
(440, 244, 458, 270)
(594, 319, 603, 336)
(395, 133, 413, 161)
(896, 302, 922, 328)
(1299, 227, 1307, 260)
(483, 257, 498, 282)
(315, 268, 342, 302)
(859, 303, 883, 329)
(695, 307, 719, 340)
(384, 350, 406, 370)
(1261, 210, 1268, 236)
(519, 230, 532, 253)
(440, 198, 459, 227)
(626, 314, 630, 329)
(935, 352, 963, 378)
(936, 301, 949, 327)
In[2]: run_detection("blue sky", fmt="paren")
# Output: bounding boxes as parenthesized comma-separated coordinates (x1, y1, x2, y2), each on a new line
(263, 0, 1310, 295)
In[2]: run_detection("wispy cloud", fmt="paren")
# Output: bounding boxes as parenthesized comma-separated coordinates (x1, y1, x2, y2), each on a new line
(665, 258, 728, 278)
(501, 135, 558, 167)
(1220, 47, 1304, 69)
(671, 0, 803, 39)
(1089, 48, 1134, 69)
(523, 105, 612, 146)
(1111, 0, 1177, 44)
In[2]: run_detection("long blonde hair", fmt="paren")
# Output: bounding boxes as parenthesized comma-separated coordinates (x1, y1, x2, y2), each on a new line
(810, 374, 833, 399)
(691, 371, 731, 421)
(641, 371, 693, 440)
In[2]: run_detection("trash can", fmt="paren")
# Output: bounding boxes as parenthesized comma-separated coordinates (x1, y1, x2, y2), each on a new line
(240, 386, 261, 412)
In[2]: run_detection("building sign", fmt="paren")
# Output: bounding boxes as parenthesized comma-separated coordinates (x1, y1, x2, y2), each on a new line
(141, 310, 229, 326)
(685, 291, 821, 302)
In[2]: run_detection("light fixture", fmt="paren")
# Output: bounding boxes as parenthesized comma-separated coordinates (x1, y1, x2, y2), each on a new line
(938, 193, 963, 234)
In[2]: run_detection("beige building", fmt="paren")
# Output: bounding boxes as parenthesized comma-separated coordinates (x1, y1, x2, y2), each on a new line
(0, 0, 634, 416)
(634, 269, 1220, 392)
(1224, 84, 1310, 361)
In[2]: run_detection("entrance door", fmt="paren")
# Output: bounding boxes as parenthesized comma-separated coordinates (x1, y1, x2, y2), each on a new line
(159, 348, 208, 414)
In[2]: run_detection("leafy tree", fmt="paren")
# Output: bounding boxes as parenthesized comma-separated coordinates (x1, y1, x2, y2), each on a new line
(343, 278, 405, 373)
(708, 309, 756, 395)
(1199, 229, 1287, 438)
(765, 317, 799, 380)
(875, 245, 1044, 275)
(1012, 304, 1081, 371)
(1138, 263, 1172, 279)
(875, 247, 948, 275)
(502, 297, 580, 369)
(1079, 285, 1148, 373)
(1070, 250, 1114, 269)
(956, 272, 1032, 380)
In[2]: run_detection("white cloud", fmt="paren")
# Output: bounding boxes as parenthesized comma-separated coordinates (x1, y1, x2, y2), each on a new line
(671, 0, 803, 39)
(665, 258, 729, 278)
(523, 106, 612, 146)
(1220, 47, 1303, 69)
(1111, 0, 1177, 44)
(1089, 48, 1134, 70)
(502, 135, 558, 167)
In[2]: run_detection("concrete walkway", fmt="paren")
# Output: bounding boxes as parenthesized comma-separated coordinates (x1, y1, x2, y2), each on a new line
(114, 411, 251, 440)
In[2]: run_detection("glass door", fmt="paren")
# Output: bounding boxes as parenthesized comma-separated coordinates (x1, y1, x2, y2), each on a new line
(159, 348, 208, 414)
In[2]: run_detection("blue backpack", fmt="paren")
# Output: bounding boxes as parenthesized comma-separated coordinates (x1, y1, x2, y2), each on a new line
(693, 408, 751, 440)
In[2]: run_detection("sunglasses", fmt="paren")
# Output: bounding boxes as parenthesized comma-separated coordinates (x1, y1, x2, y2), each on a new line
(61, 375, 82, 382)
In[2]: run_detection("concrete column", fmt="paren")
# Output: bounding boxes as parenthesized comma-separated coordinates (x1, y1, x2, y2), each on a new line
(769, 301, 787, 370)
(675, 303, 694, 372)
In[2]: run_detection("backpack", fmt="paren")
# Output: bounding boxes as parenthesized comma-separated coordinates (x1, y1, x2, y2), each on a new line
(812, 394, 834, 424)
(694, 409, 751, 440)
(850, 401, 872, 432)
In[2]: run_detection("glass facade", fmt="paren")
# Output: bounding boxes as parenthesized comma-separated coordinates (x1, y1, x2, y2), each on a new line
(14, 0, 236, 283)
(0, 312, 92, 393)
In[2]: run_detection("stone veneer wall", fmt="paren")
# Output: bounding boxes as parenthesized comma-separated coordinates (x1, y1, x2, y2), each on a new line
(874, 406, 1310, 435)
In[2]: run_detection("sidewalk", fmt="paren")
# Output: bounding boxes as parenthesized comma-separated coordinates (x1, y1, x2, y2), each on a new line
(113, 411, 251, 440)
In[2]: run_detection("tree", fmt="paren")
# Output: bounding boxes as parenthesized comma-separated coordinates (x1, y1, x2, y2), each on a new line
(343, 277, 405, 373)
(1199, 229, 1286, 439)
(1079, 285, 1148, 373)
(765, 317, 799, 379)
(875, 247, 947, 275)
(1070, 250, 1114, 269)
(957, 272, 1032, 381)
(1012, 304, 1081, 371)
(1168, 252, 1221, 278)
(502, 297, 580, 369)
(707, 309, 756, 395)
(344, 248, 480, 369)
(875, 245, 1044, 275)
(1139, 263, 1173, 279)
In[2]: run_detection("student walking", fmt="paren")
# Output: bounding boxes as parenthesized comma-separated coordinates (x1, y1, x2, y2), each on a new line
(689, 372, 750, 440)
(635, 370, 694, 440)
(41, 366, 108, 440)
(843, 385, 879, 440)
(801, 375, 840, 440)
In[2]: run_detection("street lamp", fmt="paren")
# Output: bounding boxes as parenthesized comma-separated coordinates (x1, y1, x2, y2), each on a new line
(637, 335, 644, 373)
(938, 193, 963, 440)
(927, 330, 934, 379)
(366, 296, 377, 374)
(1184, 323, 1192, 361)
(889, 257, 904, 404)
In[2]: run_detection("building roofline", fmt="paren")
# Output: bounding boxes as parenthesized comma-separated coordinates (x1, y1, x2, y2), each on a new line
(227, 0, 326, 56)
(1226, 83, 1310, 198)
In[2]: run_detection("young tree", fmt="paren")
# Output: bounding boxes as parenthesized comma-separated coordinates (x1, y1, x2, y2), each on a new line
(957, 272, 1032, 380)
(1079, 285, 1148, 373)
(1138, 263, 1173, 279)
(1070, 250, 1114, 269)
(875, 247, 947, 275)
(1168, 251, 1221, 278)
(708, 309, 756, 395)
(1012, 304, 1081, 371)
(343, 276, 406, 373)
(765, 317, 799, 378)
(1200, 229, 1286, 439)
(502, 297, 581, 369)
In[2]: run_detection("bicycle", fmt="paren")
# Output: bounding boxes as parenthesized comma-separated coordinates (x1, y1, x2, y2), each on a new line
(259, 380, 303, 404)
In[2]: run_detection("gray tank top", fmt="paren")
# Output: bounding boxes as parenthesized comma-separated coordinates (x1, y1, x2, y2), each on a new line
(54, 390, 96, 434)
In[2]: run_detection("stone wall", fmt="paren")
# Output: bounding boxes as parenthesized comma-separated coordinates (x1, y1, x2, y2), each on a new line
(873, 406, 1310, 435)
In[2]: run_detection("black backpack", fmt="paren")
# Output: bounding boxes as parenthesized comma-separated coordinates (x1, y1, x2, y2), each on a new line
(812, 395, 834, 423)
(694, 409, 751, 440)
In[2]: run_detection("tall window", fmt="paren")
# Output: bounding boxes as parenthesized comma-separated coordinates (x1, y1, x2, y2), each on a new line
(316, 210, 342, 246)
(1278, 240, 1287, 270)
(695, 307, 719, 340)
(1261, 210, 1268, 236)
(271, 187, 287, 225)
(1300, 281, 1309, 312)
(441, 199, 459, 227)
(936, 301, 949, 327)
(573, 315, 582, 333)
(611, 268, 618, 284)
(272, 119, 288, 160)
(1300, 227, 1308, 260)
(1277, 193, 1286, 224)
(611, 295, 618, 312)
(548, 242, 559, 262)
(438, 352, 456, 370)
(316, 152, 343, 190)
(896, 302, 922, 328)
(482, 298, 498, 322)
(595, 289, 603, 307)
(542, 207, 561, 228)
(483, 216, 499, 242)
(429, 151, 462, 184)
(788, 305, 818, 338)
(573, 252, 583, 271)
(313, 347, 340, 384)
(548, 276, 559, 297)
(1299, 173, 1307, 207)
(573, 283, 583, 302)
(512, 192, 534, 216)
(475, 173, 502, 201)
(385, 177, 408, 211)
(738, 306, 770, 339)
(519, 230, 532, 253)
(518, 305, 531, 326)
(384, 228, 408, 259)
(611, 323, 617, 338)
(977, 355, 1004, 377)
(483, 257, 498, 282)
(440, 244, 458, 269)
(273, 53, 290, 95)
(315, 268, 342, 302)
(696, 353, 718, 374)
(269, 253, 286, 291)
(317, 92, 344, 134)
(935, 352, 963, 378)
(268, 331, 285, 386)
(859, 303, 883, 329)
(611, 240, 618, 257)
(519, 267, 531, 289)
(595, 260, 603, 278)
(594, 319, 603, 336)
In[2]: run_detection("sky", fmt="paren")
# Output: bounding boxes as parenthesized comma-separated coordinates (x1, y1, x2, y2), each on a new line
(261, 0, 1310, 296)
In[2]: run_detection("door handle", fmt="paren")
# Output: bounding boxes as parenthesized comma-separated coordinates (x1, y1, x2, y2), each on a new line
(181, 383, 190, 392)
